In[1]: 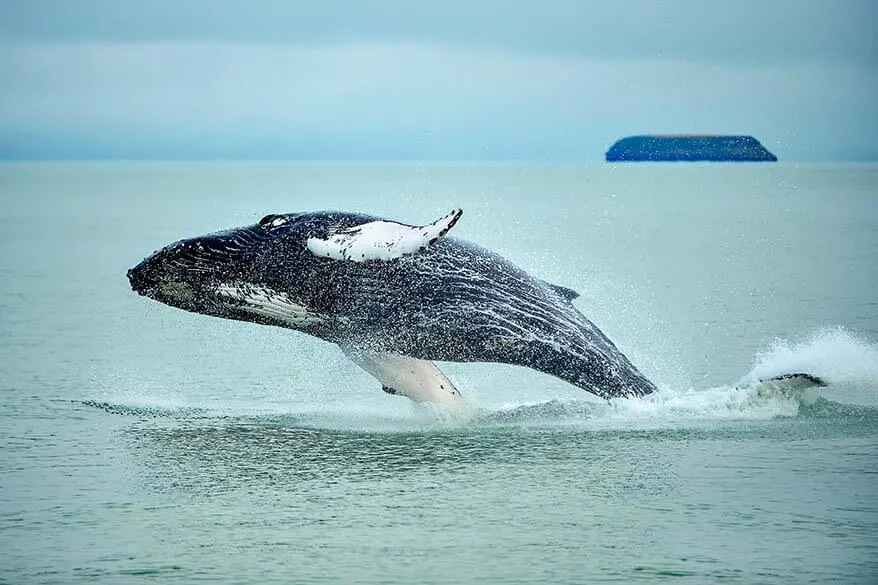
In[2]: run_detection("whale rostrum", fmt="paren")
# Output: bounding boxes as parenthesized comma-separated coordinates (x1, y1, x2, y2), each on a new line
(128, 209, 659, 404)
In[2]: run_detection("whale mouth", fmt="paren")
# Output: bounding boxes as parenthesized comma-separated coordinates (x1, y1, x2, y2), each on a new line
(128, 226, 272, 316)
(127, 259, 196, 300)
(127, 264, 161, 297)
(127, 263, 200, 308)
(127, 242, 221, 304)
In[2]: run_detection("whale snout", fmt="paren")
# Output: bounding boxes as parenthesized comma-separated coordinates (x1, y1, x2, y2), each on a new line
(127, 253, 191, 305)
(127, 262, 155, 296)
(128, 236, 207, 299)
(128, 228, 268, 310)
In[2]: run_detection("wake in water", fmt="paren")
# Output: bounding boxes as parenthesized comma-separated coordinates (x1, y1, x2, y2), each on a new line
(85, 328, 878, 431)
(546, 327, 878, 429)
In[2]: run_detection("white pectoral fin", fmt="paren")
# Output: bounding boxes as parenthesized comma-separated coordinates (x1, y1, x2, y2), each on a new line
(341, 347, 461, 407)
(306, 209, 463, 262)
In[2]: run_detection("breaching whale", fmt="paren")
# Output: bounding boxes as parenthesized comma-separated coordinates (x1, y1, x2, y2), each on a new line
(127, 210, 821, 406)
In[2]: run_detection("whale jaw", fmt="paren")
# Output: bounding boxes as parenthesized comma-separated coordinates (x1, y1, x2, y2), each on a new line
(127, 226, 271, 317)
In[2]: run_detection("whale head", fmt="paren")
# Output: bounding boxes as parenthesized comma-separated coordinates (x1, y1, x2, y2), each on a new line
(128, 209, 459, 329)
(127, 213, 319, 323)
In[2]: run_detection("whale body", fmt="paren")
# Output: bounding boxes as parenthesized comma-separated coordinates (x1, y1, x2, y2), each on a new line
(128, 209, 660, 405)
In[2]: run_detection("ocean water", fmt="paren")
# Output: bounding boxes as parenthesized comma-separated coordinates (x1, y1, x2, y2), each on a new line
(1, 162, 876, 584)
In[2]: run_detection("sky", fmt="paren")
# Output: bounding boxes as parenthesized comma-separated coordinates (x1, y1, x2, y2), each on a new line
(0, 1, 875, 161)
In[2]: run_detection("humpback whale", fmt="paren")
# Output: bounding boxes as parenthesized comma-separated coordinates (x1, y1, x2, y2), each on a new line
(127, 210, 820, 406)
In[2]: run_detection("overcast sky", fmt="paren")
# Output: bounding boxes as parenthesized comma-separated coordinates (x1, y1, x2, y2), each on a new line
(0, 1, 875, 160)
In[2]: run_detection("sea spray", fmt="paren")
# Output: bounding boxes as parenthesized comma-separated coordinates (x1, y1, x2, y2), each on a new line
(86, 327, 877, 431)
(738, 327, 878, 388)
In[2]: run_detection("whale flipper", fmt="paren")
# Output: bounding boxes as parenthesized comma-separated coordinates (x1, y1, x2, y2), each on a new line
(306, 209, 463, 262)
(340, 346, 461, 406)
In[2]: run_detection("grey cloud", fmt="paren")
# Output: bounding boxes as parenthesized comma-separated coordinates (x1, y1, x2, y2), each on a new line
(1, 42, 875, 160)
(0, 0, 875, 65)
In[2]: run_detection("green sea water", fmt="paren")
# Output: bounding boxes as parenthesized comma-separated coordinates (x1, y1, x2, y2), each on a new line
(1, 162, 877, 584)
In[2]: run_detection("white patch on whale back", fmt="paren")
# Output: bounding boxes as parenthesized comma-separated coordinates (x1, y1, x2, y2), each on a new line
(306, 209, 463, 262)
(215, 284, 324, 327)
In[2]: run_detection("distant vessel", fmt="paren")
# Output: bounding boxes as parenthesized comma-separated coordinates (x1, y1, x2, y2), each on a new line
(606, 135, 777, 162)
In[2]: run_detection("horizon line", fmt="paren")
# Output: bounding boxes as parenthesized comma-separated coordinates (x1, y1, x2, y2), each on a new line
(1, 157, 876, 165)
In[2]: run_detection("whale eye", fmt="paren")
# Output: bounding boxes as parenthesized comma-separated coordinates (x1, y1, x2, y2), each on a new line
(259, 214, 288, 230)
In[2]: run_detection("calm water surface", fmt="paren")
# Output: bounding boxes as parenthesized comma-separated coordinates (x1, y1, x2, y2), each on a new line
(1, 163, 877, 583)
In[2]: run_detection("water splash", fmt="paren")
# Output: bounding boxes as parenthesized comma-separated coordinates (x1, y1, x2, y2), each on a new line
(737, 326, 878, 387)
(84, 327, 878, 431)
(478, 381, 826, 430)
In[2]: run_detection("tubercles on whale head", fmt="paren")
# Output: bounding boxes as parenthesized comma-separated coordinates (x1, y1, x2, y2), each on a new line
(128, 212, 320, 325)
(128, 226, 268, 314)
(127, 209, 459, 328)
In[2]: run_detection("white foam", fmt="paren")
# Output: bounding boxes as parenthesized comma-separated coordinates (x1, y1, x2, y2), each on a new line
(737, 326, 878, 387)
(574, 328, 878, 429)
(89, 327, 877, 431)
